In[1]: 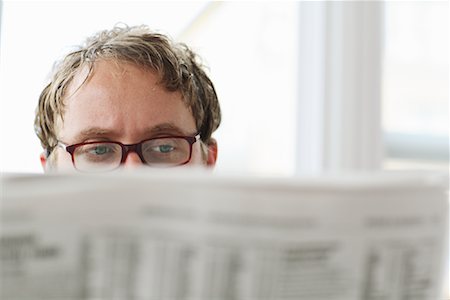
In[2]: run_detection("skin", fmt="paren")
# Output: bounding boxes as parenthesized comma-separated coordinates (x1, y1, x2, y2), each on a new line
(40, 59, 217, 172)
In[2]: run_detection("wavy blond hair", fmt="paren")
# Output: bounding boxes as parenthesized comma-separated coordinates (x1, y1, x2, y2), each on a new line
(35, 24, 221, 156)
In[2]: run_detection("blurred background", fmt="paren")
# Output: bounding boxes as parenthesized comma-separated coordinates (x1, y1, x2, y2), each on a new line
(0, 0, 448, 176)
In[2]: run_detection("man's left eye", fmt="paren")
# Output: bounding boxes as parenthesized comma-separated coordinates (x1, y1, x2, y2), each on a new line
(155, 145, 174, 153)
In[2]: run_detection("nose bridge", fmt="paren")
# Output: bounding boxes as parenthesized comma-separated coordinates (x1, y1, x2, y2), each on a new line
(122, 143, 144, 166)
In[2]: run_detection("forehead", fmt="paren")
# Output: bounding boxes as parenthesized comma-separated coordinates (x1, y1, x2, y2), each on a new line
(65, 59, 159, 101)
(57, 60, 196, 143)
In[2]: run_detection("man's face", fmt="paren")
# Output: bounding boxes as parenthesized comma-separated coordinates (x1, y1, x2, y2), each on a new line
(42, 60, 217, 172)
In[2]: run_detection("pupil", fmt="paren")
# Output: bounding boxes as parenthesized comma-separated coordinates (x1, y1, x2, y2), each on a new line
(95, 146, 108, 154)
(160, 145, 173, 153)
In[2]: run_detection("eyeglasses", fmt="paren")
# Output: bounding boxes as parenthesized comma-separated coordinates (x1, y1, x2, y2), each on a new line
(57, 134, 200, 172)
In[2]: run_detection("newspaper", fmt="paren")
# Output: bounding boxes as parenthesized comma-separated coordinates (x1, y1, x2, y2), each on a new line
(0, 171, 448, 300)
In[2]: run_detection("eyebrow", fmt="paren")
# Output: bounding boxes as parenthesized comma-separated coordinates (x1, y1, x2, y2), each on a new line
(146, 123, 191, 136)
(70, 123, 194, 143)
(72, 127, 115, 142)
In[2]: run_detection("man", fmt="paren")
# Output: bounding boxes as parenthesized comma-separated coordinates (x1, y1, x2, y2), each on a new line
(34, 25, 221, 172)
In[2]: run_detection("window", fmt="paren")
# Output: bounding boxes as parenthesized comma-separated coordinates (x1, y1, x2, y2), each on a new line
(382, 1, 449, 171)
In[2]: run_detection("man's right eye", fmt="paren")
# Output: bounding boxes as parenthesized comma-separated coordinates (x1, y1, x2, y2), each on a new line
(88, 145, 112, 155)
(78, 144, 119, 162)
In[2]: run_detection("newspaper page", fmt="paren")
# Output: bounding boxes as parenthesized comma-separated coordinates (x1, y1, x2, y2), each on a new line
(0, 171, 448, 300)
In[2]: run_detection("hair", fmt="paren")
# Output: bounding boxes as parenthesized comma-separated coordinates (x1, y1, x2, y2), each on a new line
(34, 24, 221, 156)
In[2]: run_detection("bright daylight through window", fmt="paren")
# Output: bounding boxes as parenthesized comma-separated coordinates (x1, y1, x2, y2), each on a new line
(382, 1, 449, 171)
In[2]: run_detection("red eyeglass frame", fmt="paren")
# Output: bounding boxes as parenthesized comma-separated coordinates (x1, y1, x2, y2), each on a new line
(57, 134, 201, 170)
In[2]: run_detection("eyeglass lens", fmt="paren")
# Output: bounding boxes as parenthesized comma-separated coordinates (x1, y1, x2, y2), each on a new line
(73, 137, 192, 172)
